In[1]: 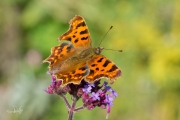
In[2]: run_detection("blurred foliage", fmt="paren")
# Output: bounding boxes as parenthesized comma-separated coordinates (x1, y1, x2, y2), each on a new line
(0, 0, 180, 120)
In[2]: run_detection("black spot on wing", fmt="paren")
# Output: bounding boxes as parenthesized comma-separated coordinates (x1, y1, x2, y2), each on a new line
(103, 60, 110, 67)
(55, 46, 63, 53)
(107, 65, 118, 72)
(81, 36, 88, 40)
(97, 57, 104, 62)
(55, 56, 59, 59)
(91, 64, 96, 67)
(96, 68, 99, 71)
(76, 22, 86, 29)
(51, 61, 54, 64)
(66, 45, 73, 53)
(89, 70, 94, 75)
(73, 35, 76, 38)
(74, 39, 78, 43)
(66, 37, 71, 41)
(79, 66, 86, 71)
(80, 29, 88, 35)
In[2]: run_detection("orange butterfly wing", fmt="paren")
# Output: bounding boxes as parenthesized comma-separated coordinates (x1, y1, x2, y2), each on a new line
(44, 42, 90, 86)
(85, 55, 121, 83)
(58, 15, 92, 48)
(55, 64, 90, 86)
(43, 42, 75, 73)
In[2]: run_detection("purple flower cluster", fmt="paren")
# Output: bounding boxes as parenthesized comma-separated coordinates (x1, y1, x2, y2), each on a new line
(44, 75, 61, 94)
(82, 81, 118, 118)
(45, 73, 118, 118)
(44, 72, 68, 94)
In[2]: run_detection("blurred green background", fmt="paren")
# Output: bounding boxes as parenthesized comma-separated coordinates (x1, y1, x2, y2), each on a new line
(0, 0, 180, 120)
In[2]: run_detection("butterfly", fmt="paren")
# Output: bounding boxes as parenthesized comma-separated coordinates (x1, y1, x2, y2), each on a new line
(43, 15, 122, 86)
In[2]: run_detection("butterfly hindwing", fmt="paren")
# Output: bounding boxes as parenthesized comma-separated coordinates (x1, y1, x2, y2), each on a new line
(58, 15, 92, 48)
(85, 55, 121, 83)
(55, 64, 90, 86)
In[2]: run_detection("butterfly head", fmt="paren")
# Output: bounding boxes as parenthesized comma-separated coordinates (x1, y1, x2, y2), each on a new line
(94, 47, 104, 55)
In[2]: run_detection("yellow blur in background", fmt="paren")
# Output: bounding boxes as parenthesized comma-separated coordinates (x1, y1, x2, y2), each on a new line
(0, 0, 180, 120)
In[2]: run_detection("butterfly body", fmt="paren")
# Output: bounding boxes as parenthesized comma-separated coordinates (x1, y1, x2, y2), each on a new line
(44, 15, 121, 86)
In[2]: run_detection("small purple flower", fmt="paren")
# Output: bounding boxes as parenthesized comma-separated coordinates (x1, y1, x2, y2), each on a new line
(44, 85, 54, 94)
(87, 104, 94, 110)
(111, 90, 118, 97)
(104, 94, 116, 119)
(103, 81, 108, 86)
(91, 92, 100, 101)
(103, 81, 111, 91)
(83, 85, 92, 93)
(44, 74, 62, 94)
(51, 75, 56, 82)
(89, 83, 95, 87)
(82, 93, 90, 103)
(104, 86, 111, 91)
(105, 94, 114, 106)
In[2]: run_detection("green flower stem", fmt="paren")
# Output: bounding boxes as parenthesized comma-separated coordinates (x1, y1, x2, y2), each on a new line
(68, 97, 77, 120)
(59, 94, 71, 109)
(74, 106, 85, 112)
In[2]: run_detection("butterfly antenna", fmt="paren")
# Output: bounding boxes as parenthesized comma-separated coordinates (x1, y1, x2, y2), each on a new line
(103, 48, 123, 52)
(98, 26, 113, 47)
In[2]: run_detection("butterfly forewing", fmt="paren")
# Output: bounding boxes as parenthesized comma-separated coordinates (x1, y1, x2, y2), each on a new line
(58, 15, 92, 48)
(43, 42, 75, 73)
